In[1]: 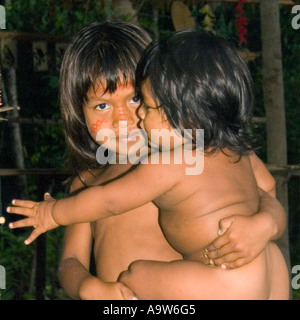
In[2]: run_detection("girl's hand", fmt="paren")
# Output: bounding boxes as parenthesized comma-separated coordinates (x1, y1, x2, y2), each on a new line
(79, 276, 137, 300)
(118, 260, 150, 299)
(200, 214, 269, 269)
(7, 193, 59, 245)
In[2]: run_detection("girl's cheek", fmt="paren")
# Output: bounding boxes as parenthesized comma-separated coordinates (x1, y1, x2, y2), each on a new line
(89, 118, 108, 134)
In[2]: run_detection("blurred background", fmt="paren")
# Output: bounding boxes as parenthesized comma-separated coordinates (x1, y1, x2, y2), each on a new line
(0, 0, 299, 300)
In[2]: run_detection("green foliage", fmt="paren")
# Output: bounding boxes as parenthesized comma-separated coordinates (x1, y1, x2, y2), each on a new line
(0, 228, 35, 299)
(0, 225, 67, 300)
(281, 6, 300, 164)
(6, 0, 106, 35)
(3, 1, 108, 172)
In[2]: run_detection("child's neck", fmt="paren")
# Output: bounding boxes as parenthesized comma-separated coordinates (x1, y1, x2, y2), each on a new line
(100, 162, 136, 183)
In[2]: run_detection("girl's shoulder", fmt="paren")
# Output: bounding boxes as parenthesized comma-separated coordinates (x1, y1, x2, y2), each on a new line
(70, 168, 104, 193)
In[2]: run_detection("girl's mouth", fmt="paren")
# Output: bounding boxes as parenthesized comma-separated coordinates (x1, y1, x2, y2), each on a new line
(117, 131, 140, 142)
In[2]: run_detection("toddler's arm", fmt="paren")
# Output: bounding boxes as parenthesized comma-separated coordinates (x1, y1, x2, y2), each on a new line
(8, 159, 181, 244)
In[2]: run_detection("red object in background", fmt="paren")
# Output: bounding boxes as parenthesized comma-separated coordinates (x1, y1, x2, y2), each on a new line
(235, 0, 248, 45)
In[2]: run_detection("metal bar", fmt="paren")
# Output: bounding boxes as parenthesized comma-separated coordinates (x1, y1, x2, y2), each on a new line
(5, 117, 63, 125)
(0, 31, 69, 42)
(0, 169, 71, 176)
(204, 0, 294, 5)
(0, 165, 300, 177)
(5, 116, 264, 125)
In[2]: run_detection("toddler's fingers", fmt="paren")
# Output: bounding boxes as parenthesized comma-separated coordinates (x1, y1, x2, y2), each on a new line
(9, 217, 35, 229)
(11, 199, 36, 208)
(7, 206, 33, 217)
(24, 228, 43, 245)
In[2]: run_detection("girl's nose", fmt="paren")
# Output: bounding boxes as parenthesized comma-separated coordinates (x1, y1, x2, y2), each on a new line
(112, 105, 136, 128)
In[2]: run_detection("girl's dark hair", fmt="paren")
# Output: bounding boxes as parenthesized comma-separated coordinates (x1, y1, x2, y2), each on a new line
(60, 20, 151, 173)
(136, 30, 255, 156)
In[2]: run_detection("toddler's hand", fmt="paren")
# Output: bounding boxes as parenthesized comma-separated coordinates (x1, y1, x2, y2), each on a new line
(7, 193, 59, 245)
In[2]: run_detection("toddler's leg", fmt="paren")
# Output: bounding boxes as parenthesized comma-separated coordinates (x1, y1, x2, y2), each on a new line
(119, 258, 270, 300)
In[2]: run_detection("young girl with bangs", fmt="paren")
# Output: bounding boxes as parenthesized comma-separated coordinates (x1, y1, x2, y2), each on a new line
(8, 26, 288, 299)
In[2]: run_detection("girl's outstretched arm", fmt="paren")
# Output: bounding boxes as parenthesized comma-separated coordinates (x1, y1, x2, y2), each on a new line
(202, 153, 286, 269)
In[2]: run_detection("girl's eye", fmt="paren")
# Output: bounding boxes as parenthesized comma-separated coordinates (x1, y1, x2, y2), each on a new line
(95, 103, 109, 110)
(130, 96, 141, 104)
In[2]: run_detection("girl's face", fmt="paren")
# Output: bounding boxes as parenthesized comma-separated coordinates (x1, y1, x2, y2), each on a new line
(139, 80, 184, 150)
(83, 77, 143, 156)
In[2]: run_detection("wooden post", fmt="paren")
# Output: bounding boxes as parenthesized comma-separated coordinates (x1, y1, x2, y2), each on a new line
(3, 50, 29, 200)
(35, 234, 46, 300)
(112, 0, 138, 24)
(259, 0, 290, 271)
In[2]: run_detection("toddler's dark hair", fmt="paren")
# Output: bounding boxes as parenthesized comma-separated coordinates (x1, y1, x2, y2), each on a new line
(136, 30, 255, 156)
